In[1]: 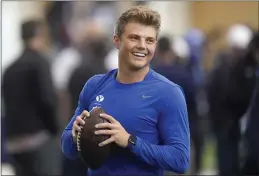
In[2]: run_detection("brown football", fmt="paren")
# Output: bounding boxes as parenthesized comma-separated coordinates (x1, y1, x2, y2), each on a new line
(77, 107, 112, 170)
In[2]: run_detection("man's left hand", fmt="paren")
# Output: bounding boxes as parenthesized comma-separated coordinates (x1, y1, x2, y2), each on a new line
(95, 113, 130, 148)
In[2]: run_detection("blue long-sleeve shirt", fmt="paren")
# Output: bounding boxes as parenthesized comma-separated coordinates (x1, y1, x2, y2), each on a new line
(61, 68, 190, 176)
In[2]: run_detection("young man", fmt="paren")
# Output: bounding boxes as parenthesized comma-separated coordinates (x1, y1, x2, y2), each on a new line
(61, 6, 190, 176)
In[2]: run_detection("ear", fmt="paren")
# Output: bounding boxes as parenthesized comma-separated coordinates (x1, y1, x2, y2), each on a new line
(113, 35, 120, 49)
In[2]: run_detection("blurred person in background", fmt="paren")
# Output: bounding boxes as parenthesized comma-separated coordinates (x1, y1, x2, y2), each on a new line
(45, 1, 71, 51)
(52, 19, 88, 176)
(242, 31, 259, 175)
(151, 35, 173, 67)
(2, 19, 59, 176)
(51, 19, 90, 129)
(2, 98, 16, 175)
(104, 48, 119, 71)
(45, 1, 117, 52)
(1, 98, 8, 163)
(153, 36, 204, 174)
(184, 30, 208, 174)
(1, 98, 16, 175)
(56, 22, 110, 176)
(51, 17, 108, 132)
(68, 32, 110, 112)
(185, 29, 208, 120)
(206, 24, 256, 176)
(185, 29, 206, 91)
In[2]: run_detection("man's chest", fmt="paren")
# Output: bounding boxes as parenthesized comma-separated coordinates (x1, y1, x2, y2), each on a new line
(87, 87, 160, 139)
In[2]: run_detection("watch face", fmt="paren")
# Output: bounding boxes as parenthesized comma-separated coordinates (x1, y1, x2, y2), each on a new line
(129, 135, 136, 145)
(129, 138, 134, 144)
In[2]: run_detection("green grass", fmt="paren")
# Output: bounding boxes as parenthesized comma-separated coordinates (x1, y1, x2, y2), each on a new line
(201, 138, 217, 171)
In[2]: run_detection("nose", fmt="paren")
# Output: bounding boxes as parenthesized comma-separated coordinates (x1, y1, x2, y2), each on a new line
(136, 39, 146, 50)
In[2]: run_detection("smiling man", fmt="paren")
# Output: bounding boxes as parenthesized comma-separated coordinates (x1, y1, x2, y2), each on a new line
(61, 6, 190, 176)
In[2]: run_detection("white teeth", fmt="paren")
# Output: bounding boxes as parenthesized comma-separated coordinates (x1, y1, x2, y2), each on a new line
(133, 53, 146, 57)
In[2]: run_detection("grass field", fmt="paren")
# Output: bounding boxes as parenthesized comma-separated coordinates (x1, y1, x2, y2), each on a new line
(202, 138, 217, 170)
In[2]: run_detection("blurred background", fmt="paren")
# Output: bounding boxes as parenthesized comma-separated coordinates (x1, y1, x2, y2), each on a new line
(1, 1, 259, 175)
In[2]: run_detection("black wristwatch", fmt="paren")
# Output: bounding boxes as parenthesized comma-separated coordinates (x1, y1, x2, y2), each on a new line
(127, 135, 137, 149)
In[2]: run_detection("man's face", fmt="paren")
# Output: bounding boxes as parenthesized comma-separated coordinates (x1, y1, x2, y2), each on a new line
(114, 22, 157, 71)
(34, 25, 48, 51)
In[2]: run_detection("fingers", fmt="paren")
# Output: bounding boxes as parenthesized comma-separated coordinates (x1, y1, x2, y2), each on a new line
(76, 115, 85, 126)
(72, 120, 82, 137)
(72, 110, 89, 144)
(99, 137, 115, 147)
(72, 128, 76, 139)
(100, 113, 117, 124)
(72, 113, 86, 136)
(75, 123, 82, 132)
(80, 110, 90, 119)
(72, 122, 81, 143)
(95, 129, 118, 135)
(95, 123, 118, 129)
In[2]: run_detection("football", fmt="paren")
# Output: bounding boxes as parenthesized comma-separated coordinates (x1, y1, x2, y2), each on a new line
(77, 107, 112, 170)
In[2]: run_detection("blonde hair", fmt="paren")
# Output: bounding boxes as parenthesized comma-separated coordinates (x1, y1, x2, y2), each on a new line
(115, 6, 161, 38)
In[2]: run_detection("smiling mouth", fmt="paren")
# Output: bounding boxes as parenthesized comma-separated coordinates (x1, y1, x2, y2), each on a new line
(132, 52, 147, 58)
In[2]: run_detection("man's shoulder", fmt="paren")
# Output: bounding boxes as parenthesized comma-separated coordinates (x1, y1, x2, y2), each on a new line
(3, 55, 31, 78)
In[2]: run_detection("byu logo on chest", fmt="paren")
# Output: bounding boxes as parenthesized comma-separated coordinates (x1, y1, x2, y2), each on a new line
(96, 95, 104, 102)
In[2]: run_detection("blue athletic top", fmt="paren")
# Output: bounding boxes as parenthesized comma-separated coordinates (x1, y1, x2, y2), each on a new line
(61, 68, 190, 176)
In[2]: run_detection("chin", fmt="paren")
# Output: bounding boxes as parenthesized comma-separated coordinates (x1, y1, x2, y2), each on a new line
(128, 63, 149, 71)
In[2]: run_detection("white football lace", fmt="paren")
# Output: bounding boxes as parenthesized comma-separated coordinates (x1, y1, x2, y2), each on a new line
(77, 127, 82, 152)
(76, 115, 87, 152)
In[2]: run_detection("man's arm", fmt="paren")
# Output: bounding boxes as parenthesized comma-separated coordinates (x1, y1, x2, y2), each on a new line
(61, 101, 85, 160)
(61, 75, 98, 159)
(130, 85, 190, 174)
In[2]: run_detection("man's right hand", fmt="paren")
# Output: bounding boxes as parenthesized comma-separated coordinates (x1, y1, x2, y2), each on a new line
(72, 110, 90, 144)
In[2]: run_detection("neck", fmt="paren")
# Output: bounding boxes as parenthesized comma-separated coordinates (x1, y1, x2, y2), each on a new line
(26, 43, 41, 53)
(116, 66, 150, 84)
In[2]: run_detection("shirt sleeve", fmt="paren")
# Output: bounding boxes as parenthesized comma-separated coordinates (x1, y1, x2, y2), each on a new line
(61, 75, 97, 159)
(130, 85, 190, 174)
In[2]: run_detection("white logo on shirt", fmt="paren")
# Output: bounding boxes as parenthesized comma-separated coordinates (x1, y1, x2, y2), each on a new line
(142, 95, 152, 99)
(96, 95, 104, 102)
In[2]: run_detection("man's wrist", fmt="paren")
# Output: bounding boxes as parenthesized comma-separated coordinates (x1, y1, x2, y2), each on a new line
(127, 134, 137, 150)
